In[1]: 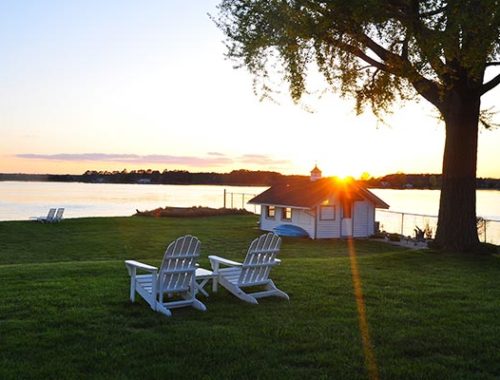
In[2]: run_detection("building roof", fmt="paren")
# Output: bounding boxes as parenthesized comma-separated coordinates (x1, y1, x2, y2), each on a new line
(310, 165, 322, 174)
(248, 178, 389, 209)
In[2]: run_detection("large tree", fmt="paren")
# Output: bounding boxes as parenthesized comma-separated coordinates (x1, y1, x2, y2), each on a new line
(215, 0, 500, 252)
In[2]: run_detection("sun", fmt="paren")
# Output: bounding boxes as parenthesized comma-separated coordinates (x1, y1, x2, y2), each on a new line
(289, 123, 381, 179)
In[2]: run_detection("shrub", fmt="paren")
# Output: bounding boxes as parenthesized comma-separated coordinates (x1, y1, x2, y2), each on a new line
(388, 233, 401, 242)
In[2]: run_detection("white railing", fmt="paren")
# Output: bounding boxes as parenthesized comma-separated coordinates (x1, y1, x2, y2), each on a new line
(223, 190, 259, 214)
(376, 209, 500, 245)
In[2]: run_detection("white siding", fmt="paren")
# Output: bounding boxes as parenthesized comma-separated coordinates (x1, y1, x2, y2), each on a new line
(259, 207, 315, 238)
(258, 198, 377, 239)
(367, 206, 375, 235)
(353, 201, 375, 237)
(316, 197, 342, 239)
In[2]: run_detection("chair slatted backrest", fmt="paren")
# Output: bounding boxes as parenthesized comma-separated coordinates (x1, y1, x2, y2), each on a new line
(158, 235, 200, 293)
(238, 233, 281, 286)
(46, 208, 57, 221)
(54, 208, 64, 222)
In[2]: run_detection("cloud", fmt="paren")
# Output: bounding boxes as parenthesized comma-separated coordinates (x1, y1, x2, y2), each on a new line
(207, 152, 227, 157)
(16, 153, 232, 167)
(16, 152, 291, 168)
(238, 154, 291, 166)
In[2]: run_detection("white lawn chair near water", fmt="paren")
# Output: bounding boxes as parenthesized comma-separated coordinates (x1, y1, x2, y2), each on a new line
(209, 233, 289, 304)
(53, 208, 64, 222)
(30, 208, 57, 223)
(125, 235, 207, 317)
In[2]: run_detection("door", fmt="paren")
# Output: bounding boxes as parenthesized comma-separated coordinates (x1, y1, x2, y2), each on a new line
(353, 202, 369, 237)
(341, 218, 352, 237)
(341, 201, 353, 237)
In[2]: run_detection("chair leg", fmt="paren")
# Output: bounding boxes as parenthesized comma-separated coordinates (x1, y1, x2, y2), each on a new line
(210, 261, 219, 293)
(192, 298, 207, 312)
(155, 304, 172, 317)
(235, 291, 259, 304)
(129, 277, 136, 302)
(266, 280, 290, 300)
(219, 277, 259, 304)
(212, 275, 218, 293)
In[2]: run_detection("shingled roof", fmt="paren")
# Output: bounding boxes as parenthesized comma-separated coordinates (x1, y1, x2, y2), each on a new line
(248, 178, 389, 209)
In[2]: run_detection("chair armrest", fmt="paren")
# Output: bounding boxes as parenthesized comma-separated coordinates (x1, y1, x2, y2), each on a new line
(125, 260, 158, 276)
(208, 255, 242, 271)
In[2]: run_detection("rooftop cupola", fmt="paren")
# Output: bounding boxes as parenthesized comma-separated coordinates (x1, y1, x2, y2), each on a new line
(310, 165, 322, 181)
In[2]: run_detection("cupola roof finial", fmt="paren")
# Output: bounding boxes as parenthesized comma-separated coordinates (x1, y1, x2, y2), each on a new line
(310, 163, 322, 181)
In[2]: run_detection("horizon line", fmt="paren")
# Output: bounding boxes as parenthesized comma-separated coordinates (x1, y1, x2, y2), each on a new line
(1, 170, 499, 181)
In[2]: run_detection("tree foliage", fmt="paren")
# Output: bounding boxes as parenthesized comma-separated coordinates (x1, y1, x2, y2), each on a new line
(215, 0, 500, 118)
(215, 0, 500, 252)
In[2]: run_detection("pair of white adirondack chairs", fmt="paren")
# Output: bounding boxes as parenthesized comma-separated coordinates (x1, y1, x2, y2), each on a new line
(31, 208, 65, 223)
(125, 233, 289, 317)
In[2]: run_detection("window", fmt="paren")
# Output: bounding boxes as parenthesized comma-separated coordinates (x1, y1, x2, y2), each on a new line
(320, 205, 335, 221)
(266, 206, 276, 219)
(282, 207, 292, 221)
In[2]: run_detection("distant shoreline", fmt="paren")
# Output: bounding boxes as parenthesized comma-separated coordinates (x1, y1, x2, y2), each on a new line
(2, 171, 500, 190)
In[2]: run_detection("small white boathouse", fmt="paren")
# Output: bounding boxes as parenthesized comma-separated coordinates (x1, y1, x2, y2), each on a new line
(248, 166, 389, 239)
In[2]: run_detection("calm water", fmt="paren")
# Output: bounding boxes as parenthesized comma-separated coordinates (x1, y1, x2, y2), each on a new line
(370, 189, 500, 244)
(371, 189, 500, 220)
(0, 181, 267, 221)
(1, 181, 499, 243)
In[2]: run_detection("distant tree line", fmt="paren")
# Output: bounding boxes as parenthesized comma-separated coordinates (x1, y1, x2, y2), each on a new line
(365, 173, 500, 190)
(1, 170, 499, 189)
(0, 170, 303, 187)
(79, 169, 300, 186)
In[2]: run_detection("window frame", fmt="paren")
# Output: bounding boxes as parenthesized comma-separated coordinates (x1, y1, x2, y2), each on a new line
(319, 205, 336, 221)
(282, 207, 292, 221)
(266, 205, 276, 219)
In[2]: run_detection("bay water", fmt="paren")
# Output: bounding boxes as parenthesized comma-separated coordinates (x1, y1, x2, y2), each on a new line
(1, 181, 498, 243)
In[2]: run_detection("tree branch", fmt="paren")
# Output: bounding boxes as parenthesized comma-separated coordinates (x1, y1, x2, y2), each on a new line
(305, 1, 444, 106)
(481, 73, 500, 95)
(326, 34, 443, 106)
(411, 77, 442, 106)
(419, 5, 447, 18)
(324, 36, 392, 73)
(356, 34, 442, 105)
(358, 34, 399, 65)
(486, 62, 500, 67)
(399, 0, 448, 79)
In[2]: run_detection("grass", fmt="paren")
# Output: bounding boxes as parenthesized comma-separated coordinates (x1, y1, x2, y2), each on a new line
(0, 215, 499, 379)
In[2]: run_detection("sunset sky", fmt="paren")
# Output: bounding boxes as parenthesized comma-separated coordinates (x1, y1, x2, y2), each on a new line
(1, 1, 499, 178)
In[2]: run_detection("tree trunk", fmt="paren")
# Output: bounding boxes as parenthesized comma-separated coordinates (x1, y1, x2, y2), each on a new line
(434, 90, 480, 252)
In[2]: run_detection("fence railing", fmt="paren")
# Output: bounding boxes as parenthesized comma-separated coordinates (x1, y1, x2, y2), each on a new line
(223, 190, 259, 214)
(376, 209, 500, 245)
(223, 190, 500, 245)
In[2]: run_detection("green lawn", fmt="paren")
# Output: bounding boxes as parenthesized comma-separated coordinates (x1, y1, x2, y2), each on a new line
(0, 215, 499, 379)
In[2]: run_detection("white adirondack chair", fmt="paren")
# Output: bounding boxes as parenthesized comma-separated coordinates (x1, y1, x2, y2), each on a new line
(30, 208, 56, 222)
(209, 233, 289, 304)
(53, 208, 64, 222)
(125, 235, 207, 317)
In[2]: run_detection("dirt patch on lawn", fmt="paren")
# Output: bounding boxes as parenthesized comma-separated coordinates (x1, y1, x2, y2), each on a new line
(134, 206, 252, 218)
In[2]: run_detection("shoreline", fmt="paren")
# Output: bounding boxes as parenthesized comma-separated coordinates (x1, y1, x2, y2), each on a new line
(1, 179, 500, 191)
(2, 172, 500, 190)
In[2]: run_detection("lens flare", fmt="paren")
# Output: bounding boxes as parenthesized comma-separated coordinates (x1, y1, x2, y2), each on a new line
(347, 237, 379, 380)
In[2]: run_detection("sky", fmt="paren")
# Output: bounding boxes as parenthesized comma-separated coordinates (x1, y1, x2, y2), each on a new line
(0, 0, 499, 179)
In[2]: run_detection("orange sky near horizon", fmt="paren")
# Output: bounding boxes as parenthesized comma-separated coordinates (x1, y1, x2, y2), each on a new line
(0, 1, 499, 179)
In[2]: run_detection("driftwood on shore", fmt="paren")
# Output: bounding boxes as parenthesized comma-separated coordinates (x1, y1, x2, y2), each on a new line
(134, 206, 252, 218)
